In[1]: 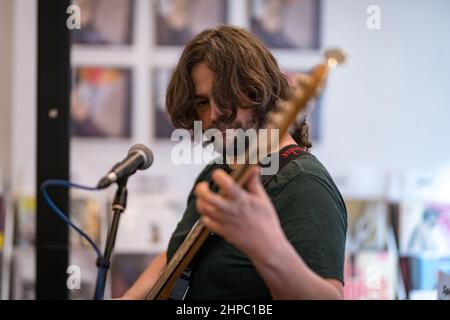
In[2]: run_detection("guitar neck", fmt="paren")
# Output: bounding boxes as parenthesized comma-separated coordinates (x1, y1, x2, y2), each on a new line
(145, 162, 256, 300)
(145, 219, 208, 300)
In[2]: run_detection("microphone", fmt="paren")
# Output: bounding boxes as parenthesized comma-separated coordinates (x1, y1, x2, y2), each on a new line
(97, 144, 154, 189)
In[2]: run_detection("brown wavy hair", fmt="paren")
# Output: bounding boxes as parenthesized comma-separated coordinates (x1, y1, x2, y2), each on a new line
(166, 25, 312, 149)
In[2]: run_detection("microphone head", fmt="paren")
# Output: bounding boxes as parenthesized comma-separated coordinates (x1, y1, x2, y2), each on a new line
(129, 144, 154, 170)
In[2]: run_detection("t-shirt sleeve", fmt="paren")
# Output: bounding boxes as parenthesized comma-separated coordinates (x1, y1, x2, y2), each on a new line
(273, 172, 347, 284)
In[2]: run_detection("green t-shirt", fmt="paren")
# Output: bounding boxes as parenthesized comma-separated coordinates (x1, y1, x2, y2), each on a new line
(167, 150, 347, 300)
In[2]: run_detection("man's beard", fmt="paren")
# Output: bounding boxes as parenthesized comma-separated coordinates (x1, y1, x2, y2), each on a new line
(203, 118, 258, 161)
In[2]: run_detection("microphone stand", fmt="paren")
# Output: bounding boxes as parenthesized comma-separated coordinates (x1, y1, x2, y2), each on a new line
(94, 177, 128, 300)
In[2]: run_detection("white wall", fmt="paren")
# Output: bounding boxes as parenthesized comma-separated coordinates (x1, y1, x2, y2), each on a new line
(9, 0, 37, 196)
(316, 0, 450, 176)
(7, 0, 450, 199)
(0, 0, 14, 191)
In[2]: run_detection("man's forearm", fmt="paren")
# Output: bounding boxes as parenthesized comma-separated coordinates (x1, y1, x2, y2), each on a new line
(122, 251, 167, 300)
(250, 236, 343, 300)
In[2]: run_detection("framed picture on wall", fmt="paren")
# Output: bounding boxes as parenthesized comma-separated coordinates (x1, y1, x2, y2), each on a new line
(153, 0, 228, 46)
(249, 0, 321, 49)
(71, 0, 134, 45)
(345, 199, 388, 252)
(71, 67, 132, 138)
(399, 202, 450, 255)
(152, 68, 175, 139)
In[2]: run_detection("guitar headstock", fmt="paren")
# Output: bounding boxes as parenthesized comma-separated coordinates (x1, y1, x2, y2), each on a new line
(266, 48, 347, 140)
(232, 48, 347, 180)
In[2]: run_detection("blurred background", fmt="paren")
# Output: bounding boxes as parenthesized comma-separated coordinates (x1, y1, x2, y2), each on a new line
(0, 0, 450, 300)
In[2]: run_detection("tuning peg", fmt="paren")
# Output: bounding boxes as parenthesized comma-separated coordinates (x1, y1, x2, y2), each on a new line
(324, 48, 348, 69)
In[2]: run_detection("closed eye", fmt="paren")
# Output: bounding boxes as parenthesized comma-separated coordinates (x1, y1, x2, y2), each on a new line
(195, 99, 209, 110)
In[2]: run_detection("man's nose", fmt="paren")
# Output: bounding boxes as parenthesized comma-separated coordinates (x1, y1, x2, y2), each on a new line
(209, 100, 222, 122)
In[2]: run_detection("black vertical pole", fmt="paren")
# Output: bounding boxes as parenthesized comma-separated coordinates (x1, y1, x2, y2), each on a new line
(37, 0, 71, 300)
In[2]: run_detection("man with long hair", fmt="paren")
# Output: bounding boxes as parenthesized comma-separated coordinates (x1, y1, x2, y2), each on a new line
(122, 25, 347, 300)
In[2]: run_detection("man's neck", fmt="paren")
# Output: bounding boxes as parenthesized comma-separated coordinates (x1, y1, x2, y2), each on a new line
(278, 134, 298, 151)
